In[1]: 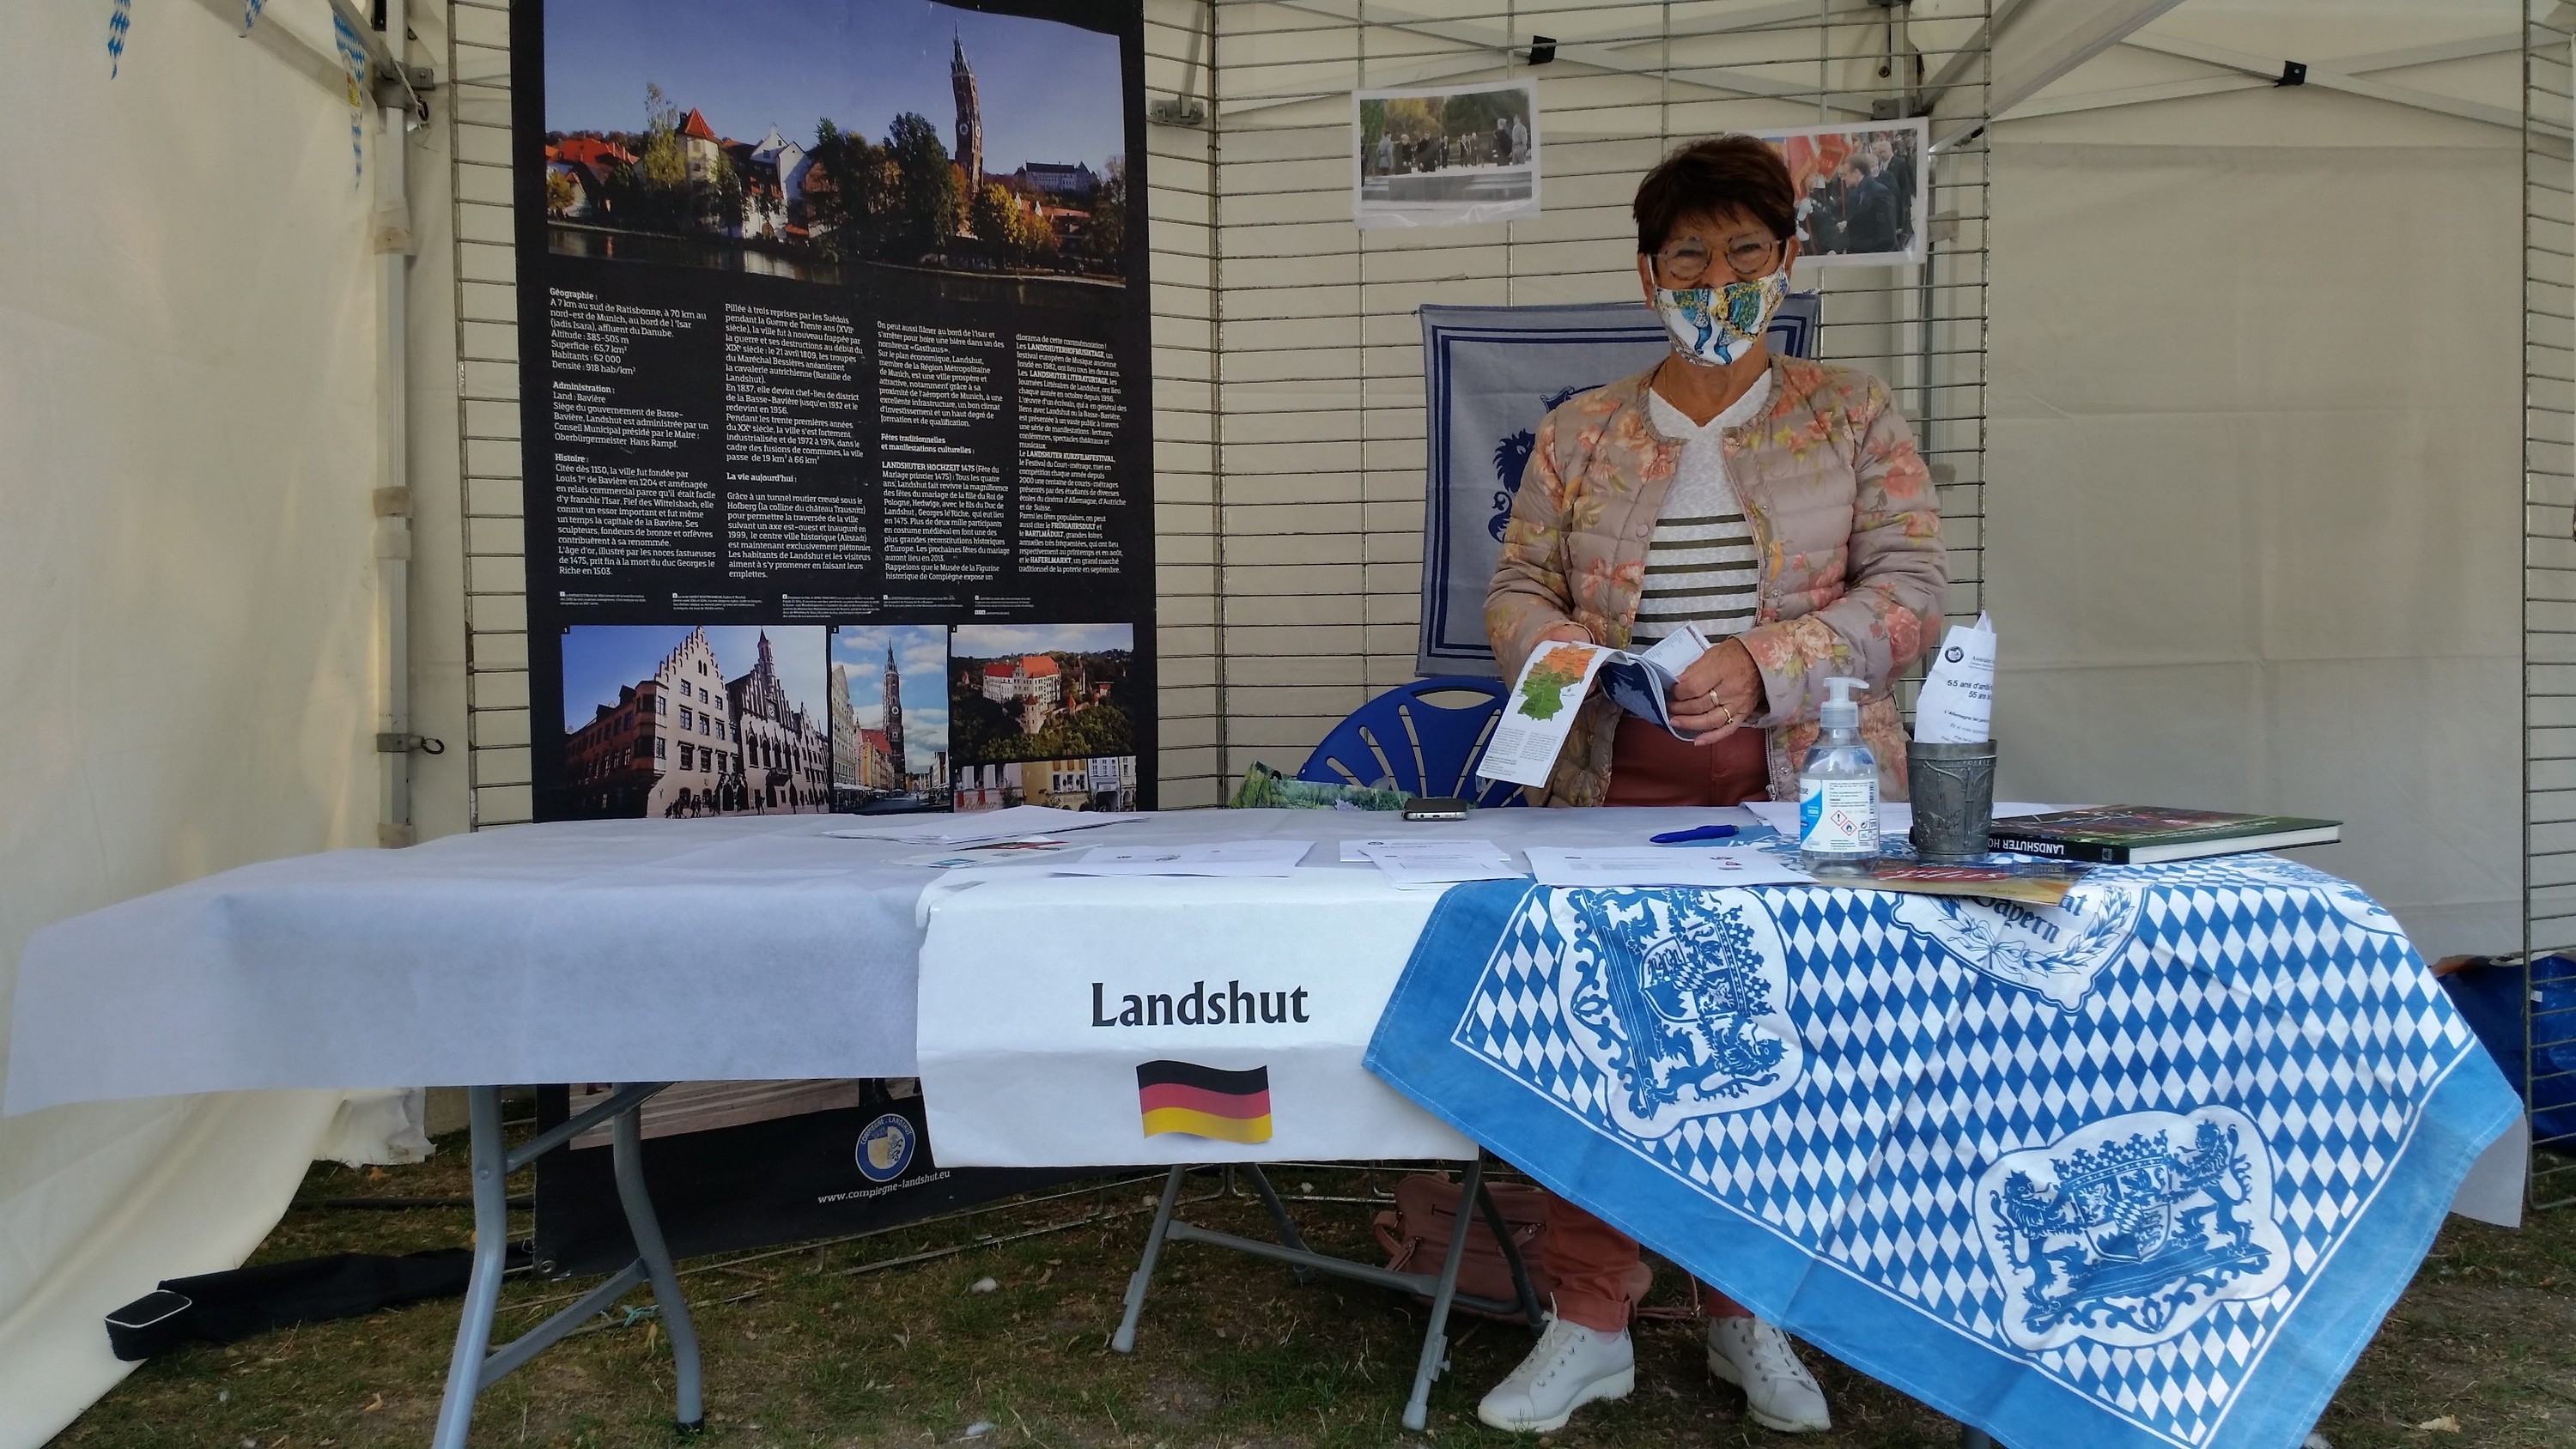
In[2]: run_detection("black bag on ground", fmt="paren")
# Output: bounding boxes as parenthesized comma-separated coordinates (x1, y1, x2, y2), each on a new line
(105, 1249, 483, 1361)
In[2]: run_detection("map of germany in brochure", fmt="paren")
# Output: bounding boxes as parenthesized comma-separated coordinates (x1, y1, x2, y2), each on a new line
(1475, 641, 1611, 787)
(1478, 632, 1710, 787)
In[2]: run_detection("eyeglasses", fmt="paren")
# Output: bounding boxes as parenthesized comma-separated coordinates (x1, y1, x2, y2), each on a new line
(1654, 232, 1782, 287)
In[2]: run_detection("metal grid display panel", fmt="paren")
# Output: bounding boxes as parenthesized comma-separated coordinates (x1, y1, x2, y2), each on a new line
(446, 0, 1227, 823)
(2525, 0, 2576, 1210)
(1200, 0, 1990, 781)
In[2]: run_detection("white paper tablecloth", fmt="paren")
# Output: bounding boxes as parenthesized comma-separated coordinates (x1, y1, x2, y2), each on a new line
(3, 806, 1759, 1116)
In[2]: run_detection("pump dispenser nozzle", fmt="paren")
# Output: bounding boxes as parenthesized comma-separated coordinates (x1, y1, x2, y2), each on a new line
(1820, 676, 1868, 731)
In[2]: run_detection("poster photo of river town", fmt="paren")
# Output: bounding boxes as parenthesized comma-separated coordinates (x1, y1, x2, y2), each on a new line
(947, 623, 1138, 812)
(541, 0, 1129, 284)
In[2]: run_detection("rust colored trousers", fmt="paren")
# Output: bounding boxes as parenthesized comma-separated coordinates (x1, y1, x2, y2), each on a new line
(1539, 712, 1768, 1330)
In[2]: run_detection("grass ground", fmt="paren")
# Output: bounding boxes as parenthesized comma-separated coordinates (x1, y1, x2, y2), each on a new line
(52, 1134, 2576, 1449)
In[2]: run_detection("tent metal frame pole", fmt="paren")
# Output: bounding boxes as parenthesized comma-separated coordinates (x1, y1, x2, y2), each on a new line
(2524, 0, 2576, 1214)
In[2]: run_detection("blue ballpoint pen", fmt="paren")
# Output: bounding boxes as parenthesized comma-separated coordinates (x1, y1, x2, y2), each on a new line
(1649, 824, 1739, 845)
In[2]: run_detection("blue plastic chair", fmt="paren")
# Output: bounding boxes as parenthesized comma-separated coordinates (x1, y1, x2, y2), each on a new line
(1297, 677, 1527, 808)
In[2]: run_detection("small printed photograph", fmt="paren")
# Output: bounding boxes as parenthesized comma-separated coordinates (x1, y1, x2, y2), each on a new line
(951, 755, 1136, 814)
(1760, 118, 1928, 267)
(1353, 80, 1539, 230)
(543, 0, 1128, 282)
(947, 621, 1138, 773)
(558, 623, 830, 819)
(951, 760, 1021, 813)
(829, 625, 951, 815)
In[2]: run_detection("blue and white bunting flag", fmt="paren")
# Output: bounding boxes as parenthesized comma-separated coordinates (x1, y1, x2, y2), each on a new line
(331, 9, 368, 182)
(107, 0, 132, 76)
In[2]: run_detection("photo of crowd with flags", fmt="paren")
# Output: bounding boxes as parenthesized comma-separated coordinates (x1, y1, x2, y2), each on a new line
(1765, 118, 1928, 266)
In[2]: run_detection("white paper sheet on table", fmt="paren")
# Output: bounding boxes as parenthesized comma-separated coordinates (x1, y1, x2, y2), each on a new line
(1355, 841, 1524, 888)
(900, 838, 1081, 868)
(825, 805, 1143, 845)
(1524, 846, 1814, 888)
(1340, 834, 1521, 862)
(1052, 840, 1316, 877)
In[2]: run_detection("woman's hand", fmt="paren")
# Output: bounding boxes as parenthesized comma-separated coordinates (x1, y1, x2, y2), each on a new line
(1535, 621, 1594, 647)
(1666, 638, 1767, 744)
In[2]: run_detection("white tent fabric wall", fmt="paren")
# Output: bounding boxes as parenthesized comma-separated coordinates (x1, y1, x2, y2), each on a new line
(1984, 4, 2524, 955)
(0, 3, 425, 1442)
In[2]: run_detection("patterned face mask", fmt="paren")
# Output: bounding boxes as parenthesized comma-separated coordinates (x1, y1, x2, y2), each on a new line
(1651, 267, 1790, 367)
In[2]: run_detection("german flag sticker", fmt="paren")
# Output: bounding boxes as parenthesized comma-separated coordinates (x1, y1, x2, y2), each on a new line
(1136, 1060, 1273, 1144)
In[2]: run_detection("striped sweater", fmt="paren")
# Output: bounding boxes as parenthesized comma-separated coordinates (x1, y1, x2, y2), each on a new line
(1632, 376, 1771, 645)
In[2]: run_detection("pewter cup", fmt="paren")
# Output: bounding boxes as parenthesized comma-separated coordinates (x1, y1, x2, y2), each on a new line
(1906, 739, 1998, 863)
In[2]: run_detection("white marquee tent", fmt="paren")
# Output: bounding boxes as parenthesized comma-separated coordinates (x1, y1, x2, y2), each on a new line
(0, 0, 2548, 1439)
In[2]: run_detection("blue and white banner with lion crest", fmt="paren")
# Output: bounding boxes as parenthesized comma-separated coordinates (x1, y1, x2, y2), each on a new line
(1415, 299, 1819, 676)
(1364, 858, 2518, 1449)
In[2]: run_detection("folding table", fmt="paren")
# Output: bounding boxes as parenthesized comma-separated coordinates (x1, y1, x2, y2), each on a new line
(4, 809, 1716, 1446)
(11, 807, 2513, 1449)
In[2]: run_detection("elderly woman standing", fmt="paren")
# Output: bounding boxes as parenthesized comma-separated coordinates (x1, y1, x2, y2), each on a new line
(1477, 136, 1944, 1435)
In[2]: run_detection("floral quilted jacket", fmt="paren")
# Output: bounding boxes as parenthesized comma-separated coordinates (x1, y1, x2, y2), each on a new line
(1485, 355, 1946, 805)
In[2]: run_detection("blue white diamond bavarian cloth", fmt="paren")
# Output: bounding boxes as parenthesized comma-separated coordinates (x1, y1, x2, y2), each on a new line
(1364, 858, 2520, 1449)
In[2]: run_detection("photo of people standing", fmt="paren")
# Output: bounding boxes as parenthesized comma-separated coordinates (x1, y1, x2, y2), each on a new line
(1764, 118, 1927, 265)
(1354, 80, 1540, 228)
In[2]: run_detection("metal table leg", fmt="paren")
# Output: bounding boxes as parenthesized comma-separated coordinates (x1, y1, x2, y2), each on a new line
(1242, 1164, 1314, 1285)
(430, 1087, 512, 1449)
(1473, 1176, 1544, 1327)
(1401, 1156, 1485, 1433)
(1963, 1428, 1998, 1448)
(1113, 1156, 1527, 1428)
(428, 1082, 690, 1448)
(614, 1098, 703, 1429)
(1111, 1165, 1188, 1353)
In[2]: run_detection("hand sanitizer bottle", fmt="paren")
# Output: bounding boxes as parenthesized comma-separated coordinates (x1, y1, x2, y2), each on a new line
(1798, 677, 1879, 876)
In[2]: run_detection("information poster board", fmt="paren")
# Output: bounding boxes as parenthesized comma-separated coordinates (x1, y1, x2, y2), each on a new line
(517, 0, 1153, 823)
(513, 0, 1150, 1266)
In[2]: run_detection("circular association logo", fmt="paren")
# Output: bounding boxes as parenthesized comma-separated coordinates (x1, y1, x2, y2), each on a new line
(854, 1113, 916, 1183)
(1943, 645, 1966, 664)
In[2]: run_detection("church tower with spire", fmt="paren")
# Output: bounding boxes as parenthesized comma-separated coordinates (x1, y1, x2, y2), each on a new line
(951, 33, 983, 193)
(882, 641, 904, 772)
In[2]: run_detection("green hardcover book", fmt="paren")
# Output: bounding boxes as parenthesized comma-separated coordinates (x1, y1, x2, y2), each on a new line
(1986, 805, 2341, 865)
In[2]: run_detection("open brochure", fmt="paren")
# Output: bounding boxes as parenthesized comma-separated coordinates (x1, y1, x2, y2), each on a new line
(1477, 627, 1716, 788)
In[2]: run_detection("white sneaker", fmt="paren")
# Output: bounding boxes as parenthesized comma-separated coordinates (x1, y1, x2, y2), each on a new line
(1706, 1316, 1831, 1433)
(2303, 1436, 2333, 1449)
(1476, 1313, 1636, 1433)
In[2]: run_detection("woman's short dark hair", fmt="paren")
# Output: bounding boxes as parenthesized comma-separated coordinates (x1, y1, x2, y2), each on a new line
(1633, 136, 1795, 255)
